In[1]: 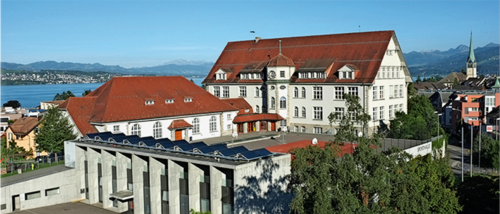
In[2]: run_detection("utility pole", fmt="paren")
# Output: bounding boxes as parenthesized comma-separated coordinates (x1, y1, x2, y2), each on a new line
(470, 123, 473, 177)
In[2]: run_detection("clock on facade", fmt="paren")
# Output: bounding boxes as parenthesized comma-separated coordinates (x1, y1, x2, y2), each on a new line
(270, 86, 275, 90)
(280, 85, 286, 90)
(269, 71, 276, 79)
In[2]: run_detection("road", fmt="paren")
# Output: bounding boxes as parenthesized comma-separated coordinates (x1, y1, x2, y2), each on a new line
(447, 137, 497, 178)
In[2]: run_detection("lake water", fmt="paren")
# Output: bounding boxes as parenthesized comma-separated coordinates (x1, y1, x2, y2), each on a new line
(1, 77, 205, 109)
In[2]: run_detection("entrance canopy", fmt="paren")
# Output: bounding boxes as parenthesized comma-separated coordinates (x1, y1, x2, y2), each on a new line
(109, 190, 134, 201)
(168, 119, 193, 130)
(233, 113, 284, 123)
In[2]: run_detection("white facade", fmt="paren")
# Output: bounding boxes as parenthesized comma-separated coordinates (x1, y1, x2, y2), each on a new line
(207, 37, 409, 135)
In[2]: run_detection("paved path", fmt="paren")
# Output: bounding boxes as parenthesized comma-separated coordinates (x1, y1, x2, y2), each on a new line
(13, 202, 118, 214)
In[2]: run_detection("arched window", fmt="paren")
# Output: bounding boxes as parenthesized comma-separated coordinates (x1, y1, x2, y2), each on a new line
(153, 122, 162, 139)
(255, 87, 260, 97)
(131, 124, 141, 137)
(280, 97, 286, 109)
(271, 97, 276, 109)
(302, 107, 306, 118)
(256, 105, 260, 113)
(294, 87, 298, 98)
(294, 106, 299, 117)
(209, 116, 217, 132)
(192, 118, 200, 134)
(301, 87, 306, 98)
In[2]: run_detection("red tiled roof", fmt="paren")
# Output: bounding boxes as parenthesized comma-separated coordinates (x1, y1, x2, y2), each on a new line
(221, 98, 253, 115)
(8, 117, 39, 135)
(60, 76, 239, 135)
(266, 140, 358, 158)
(168, 119, 193, 129)
(232, 113, 283, 123)
(59, 97, 98, 136)
(203, 31, 395, 84)
(268, 54, 295, 67)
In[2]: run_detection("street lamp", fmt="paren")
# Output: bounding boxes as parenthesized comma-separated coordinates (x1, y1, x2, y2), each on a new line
(435, 111, 442, 139)
(452, 108, 465, 182)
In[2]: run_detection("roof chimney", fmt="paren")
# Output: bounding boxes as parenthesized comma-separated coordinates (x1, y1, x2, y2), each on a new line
(254, 37, 261, 44)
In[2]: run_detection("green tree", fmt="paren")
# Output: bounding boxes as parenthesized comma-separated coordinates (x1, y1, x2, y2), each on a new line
(201, 84, 207, 90)
(328, 94, 371, 144)
(53, 90, 75, 101)
(189, 209, 211, 214)
(457, 174, 499, 213)
(35, 107, 76, 161)
(82, 89, 92, 96)
(2, 100, 21, 108)
(416, 75, 422, 83)
(473, 133, 499, 170)
(407, 82, 417, 98)
(461, 68, 466, 75)
(389, 94, 439, 140)
(452, 77, 460, 87)
(1, 138, 29, 161)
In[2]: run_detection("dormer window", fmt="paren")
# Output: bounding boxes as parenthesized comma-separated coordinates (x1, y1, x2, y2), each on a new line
(145, 100, 155, 105)
(184, 98, 193, 102)
(165, 99, 174, 104)
(215, 68, 229, 80)
(298, 72, 325, 79)
(216, 73, 226, 80)
(338, 64, 357, 80)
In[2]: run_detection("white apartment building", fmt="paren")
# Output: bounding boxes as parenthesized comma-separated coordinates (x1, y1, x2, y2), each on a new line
(203, 31, 412, 134)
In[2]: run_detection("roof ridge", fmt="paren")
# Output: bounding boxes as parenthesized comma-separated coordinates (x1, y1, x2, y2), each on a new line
(229, 30, 395, 43)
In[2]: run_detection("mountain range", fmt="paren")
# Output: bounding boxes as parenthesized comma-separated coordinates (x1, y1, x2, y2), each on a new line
(1, 43, 498, 77)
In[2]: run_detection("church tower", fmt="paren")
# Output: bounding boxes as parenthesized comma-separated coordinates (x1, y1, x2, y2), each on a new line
(466, 32, 477, 79)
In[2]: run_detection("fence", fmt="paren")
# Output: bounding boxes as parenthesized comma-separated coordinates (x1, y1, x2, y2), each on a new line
(1, 155, 65, 174)
(375, 135, 442, 154)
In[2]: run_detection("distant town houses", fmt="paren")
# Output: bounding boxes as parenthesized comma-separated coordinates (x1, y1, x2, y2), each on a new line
(1, 70, 121, 85)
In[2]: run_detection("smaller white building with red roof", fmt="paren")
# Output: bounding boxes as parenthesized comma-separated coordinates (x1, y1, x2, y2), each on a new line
(60, 76, 243, 141)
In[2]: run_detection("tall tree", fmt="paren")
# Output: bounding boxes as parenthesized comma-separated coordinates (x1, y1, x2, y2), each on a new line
(473, 133, 499, 170)
(2, 100, 21, 108)
(35, 107, 76, 161)
(328, 94, 371, 144)
(453, 77, 460, 87)
(389, 94, 439, 140)
(53, 90, 75, 101)
(457, 174, 499, 213)
(82, 89, 92, 96)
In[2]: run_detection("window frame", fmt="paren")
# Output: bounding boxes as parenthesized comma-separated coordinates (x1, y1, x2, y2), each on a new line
(209, 116, 217, 132)
(313, 86, 323, 100)
(313, 106, 323, 120)
(239, 86, 247, 97)
(222, 86, 229, 98)
(153, 122, 162, 139)
(131, 124, 141, 137)
(193, 118, 200, 134)
(334, 87, 345, 100)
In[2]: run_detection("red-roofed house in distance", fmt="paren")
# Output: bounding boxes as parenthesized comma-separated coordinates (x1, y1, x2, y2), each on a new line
(266, 139, 359, 159)
(59, 76, 241, 141)
(203, 31, 412, 136)
(5, 117, 47, 157)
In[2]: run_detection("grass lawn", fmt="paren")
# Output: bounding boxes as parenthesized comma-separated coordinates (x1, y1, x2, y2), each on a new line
(1, 161, 65, 178)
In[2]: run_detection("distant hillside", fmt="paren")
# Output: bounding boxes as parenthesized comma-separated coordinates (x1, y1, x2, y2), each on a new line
(405, 43, 499, 77)
(1, 60, 214, 77)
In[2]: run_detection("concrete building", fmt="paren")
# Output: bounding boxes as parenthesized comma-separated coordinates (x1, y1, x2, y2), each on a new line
(62, 132, 291, 214)
(203, 31, 412, 135)
(40, 100, 65, 110)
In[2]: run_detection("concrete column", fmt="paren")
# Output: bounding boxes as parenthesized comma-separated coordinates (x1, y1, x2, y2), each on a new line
(168, 160, 182, 214)
(188, 163, 203, 212)
(75, 146, 86, 200)
(115, 152, 129, 213)
(256, 121, 260, 132)
(243, 123, 248, 134)
(87, 148, 101, 204)
(101, 150, 114, 209)
(149, 157, 164, 214)
(210, 166, 223, 214)
(132, 155, 147, 214)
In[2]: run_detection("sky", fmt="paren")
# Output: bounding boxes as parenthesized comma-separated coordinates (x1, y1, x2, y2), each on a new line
(1, 0, 499, 68)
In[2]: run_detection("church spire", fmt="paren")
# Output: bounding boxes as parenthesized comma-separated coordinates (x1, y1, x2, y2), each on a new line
(467, 32, 476, 63)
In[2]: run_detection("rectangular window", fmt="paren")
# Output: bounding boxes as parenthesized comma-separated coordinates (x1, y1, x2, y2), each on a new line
(348, 87, 358, 97)
(294, 126, 298, 132)
(280, 70, 285, 78)
(373, 107, 378, 121)
(223, 86, 229, 98)
(227, 124, 231, 130)
(394, 85, 398, 98)
(399, 84, 403, 98)
(255, 87, 260, 97)
(239, 86, 247, 97)
(313, 86, 323, 100)
(335, 87, 344, 100)
(45, 187, 60, 196)
(389, 85, 394, 98)
(389, 105, 393, 119)
(25, 191, 41, 200)
(214, 86, 220, 98)
(380, 106, 384, 120)
(313, 107, 323, 120)
(373, 86, 378, 100)
(334, 107, 344, 120)
(227, 114, 231, 121)
(399, 104, 403, 112)
(301, 126, 306, 133)
(314, 127, 323, 134)
(379, 86, 384, 99)
(113, 125, 119, 132)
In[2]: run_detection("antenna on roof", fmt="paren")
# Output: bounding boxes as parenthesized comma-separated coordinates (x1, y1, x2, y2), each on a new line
(250, 30, 255, 40)
(279, 40, 282, 54)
